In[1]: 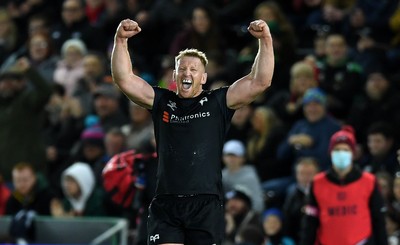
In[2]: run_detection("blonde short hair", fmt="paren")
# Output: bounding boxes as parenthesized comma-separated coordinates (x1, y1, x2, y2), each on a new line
(175, 48, 208, 68)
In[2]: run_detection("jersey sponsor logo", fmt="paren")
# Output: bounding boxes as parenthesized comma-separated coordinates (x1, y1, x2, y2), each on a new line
(149, 234, 159, 242)
(199, 97, 208, 106)
(162, 111, 211, 123)
(167, 100, 177, 111)
(163, 111, 169, 123)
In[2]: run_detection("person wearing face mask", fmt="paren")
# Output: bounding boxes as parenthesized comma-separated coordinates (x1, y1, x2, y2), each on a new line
(299, 126, 388, 245)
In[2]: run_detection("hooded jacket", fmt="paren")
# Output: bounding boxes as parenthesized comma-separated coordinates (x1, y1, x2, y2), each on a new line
(61, 162, 104, 216)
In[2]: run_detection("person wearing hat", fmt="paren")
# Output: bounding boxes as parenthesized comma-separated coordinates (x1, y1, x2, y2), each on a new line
(67, 125, 107, 188)
(224, 187, 263, 244)
(0, 57, 52, 183)
(300, 126, 388, 245)
(277, 87, 341, 171)
(222, 139, 265, 213)
(262, 208, 295, 245)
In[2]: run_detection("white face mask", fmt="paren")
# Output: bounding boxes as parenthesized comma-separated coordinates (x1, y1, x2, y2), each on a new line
(331, 150, 352, 170)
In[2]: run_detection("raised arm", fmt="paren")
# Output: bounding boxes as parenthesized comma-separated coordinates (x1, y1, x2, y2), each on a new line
(111, 19, 154, 109)
(227, 20, 274, 109)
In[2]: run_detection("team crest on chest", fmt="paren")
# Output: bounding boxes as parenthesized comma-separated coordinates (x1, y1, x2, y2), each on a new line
(167, 100, 177, 111)
(199, 97, 208, 106)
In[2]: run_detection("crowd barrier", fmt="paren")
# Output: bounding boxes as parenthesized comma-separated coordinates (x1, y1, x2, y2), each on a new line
(0, 216, 128, 245)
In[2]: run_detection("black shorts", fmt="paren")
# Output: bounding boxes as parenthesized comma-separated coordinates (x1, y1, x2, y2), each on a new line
(147, 194, 224, 245)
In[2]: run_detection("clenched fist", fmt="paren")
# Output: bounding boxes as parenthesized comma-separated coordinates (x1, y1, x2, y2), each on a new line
(247, 19, 271, 39)
(115, 19, 142, 39)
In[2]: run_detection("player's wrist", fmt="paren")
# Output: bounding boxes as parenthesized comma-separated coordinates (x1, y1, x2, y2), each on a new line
(114, 35, 128, 43)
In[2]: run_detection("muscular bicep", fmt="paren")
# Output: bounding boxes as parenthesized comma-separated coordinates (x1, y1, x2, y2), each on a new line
(226, 75, 267, 109)
(115, 74, 155, 109)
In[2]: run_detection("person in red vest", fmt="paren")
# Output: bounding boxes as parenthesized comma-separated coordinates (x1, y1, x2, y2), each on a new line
(299, 126, 388, 245)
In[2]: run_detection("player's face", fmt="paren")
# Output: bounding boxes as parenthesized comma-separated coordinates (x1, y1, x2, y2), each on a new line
(174, 56, 207, 98)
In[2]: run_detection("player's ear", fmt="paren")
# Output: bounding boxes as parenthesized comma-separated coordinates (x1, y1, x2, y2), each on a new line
(201, 73, 207, 85)
(172, 70, 176, 81)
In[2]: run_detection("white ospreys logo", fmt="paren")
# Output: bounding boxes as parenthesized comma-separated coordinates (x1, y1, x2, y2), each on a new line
(199, 97, 208, 106)
(167, 100, 177, 111)
(150, 234, 159, 242)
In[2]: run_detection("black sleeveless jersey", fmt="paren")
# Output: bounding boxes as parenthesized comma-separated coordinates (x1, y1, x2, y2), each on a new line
(151, 86, 235, 197)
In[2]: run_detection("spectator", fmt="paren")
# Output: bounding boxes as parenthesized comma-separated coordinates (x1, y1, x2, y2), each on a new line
(307, 0, 356, 33)
(348, 0, 397, 44)
(104, 127, 127, 159)
(72, 52, 110, 115)
(53, 38, 86, 97)
(1, 30, 59, 83)
(50, 0, 106, 54)
(305, 33, 328, 63)
(5, 163, 55, 215)
(316, 33, 364, 120)
(234, 224, 265, 245)
(169, 5, 226, 57)
(51, 162, 105, 217)
(375, 171, 394, 207)
(386, 210, 400, 245)
(347, 72, 400, 144)
(222, 140, 265, 213)
(0, 57, 52, 183)
(92, 84, 129, 133)
(283, 157, 320, 243)
(95, 127, 128, 212)
(27, 13, 51, 37)
(267, 60, 318, 128)
(277, 87, 341, 171)
(121, 101, 153, 150)
(224, 188, 263, 245)
(25, 31, 58, 83)
(203, 51, 233, 88)
(246, 106, 288, 183)
(361, 122, 399, 175)
(225, 104, 253, 143)
(262, 208, 295, 245)
(300, 126, 388, 245)
(6, 0, 60, 32)
(280, 0, 323, 50)
(69, 125, 107, 186)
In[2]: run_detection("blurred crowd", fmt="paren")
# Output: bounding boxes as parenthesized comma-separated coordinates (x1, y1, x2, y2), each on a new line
(1, 0, 400, 244)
